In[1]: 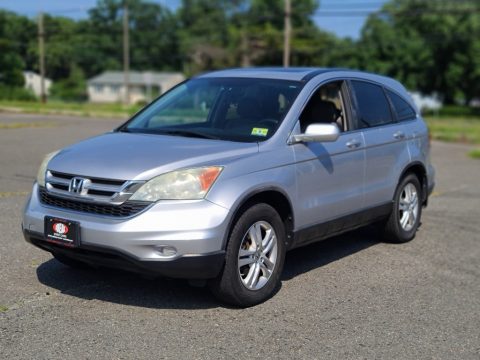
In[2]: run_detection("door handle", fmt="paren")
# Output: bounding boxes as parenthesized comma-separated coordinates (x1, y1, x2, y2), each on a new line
(393, 131, 405, 139)
(346, 139, 361, 149)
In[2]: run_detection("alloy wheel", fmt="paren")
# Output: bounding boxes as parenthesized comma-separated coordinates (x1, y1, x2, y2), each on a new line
(237, 221, 278, 290)
(398, 182, 419, 232)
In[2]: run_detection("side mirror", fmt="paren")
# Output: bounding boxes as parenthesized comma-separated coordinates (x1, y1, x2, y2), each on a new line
(291, 123, 340, 143)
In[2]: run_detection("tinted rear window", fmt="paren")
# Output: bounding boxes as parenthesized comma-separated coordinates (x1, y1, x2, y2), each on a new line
(351, 81, 392, 129)
(386, 90, 416, 121)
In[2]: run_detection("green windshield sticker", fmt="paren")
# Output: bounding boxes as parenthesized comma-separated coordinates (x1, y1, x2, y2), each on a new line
(251, 127, 269, 137)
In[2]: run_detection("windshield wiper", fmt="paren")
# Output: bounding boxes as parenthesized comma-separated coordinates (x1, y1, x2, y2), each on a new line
(117, 127, 220, 139)
(155, 129, 220, 140)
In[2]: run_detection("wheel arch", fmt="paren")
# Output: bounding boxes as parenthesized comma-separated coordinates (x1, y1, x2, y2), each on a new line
(399, 162, 428, 204)
(221, 187, 295, 250)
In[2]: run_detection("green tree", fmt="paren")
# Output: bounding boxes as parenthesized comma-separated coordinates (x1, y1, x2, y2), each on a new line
(0, 11, 31, 86)
(177, 0, 325, 72)
(358, 0, 480, 103)
(41, 16, 79, 80)
(177, 0, 232, 74)
(86, 0, 180, 76)
(241, 0, 321, 66)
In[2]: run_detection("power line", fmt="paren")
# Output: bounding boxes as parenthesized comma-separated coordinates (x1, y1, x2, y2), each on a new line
(320, 2, 386, 9)
(0, 7, 88, 17)
(48, 8, 89, 15)
(314, 8, 480, 17)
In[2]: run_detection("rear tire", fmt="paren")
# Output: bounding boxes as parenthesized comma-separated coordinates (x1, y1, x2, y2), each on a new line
(209, 203, 286, 307)
(383, 174, 422, 243)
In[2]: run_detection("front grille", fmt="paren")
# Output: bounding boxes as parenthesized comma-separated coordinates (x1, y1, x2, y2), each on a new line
(39, 188, 149, 217)
(50, 171, 125, 186)
(45, 171, 144, 204)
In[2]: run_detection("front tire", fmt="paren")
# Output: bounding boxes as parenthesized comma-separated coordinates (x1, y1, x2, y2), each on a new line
(209, 203, 286, 307)
(383, 174, 422, 243)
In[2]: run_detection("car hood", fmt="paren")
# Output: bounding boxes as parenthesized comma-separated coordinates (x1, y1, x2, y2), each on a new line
(48, 132, 259, 180)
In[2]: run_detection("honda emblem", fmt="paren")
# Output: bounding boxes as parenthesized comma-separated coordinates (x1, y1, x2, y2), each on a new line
(69, 177, 90, 195)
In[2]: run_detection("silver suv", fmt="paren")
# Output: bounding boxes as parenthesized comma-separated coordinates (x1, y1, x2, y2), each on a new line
(22, 68, 435, 307)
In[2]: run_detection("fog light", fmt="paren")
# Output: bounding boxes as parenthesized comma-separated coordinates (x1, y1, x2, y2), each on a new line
(155, 245, 177, 257)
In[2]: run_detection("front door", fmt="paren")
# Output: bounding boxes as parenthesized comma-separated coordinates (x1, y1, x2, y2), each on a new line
(292, 81, 365, 241)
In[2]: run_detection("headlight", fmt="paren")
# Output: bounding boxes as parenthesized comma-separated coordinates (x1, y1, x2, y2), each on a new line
(36, 150, 60, 187)
(130, 166, 223, 202)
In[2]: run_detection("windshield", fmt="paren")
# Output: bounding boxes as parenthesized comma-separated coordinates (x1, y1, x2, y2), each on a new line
(120, 77, 303, 142)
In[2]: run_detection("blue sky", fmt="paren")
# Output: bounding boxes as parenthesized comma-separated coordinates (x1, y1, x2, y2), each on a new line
(0, 0, 388, 39)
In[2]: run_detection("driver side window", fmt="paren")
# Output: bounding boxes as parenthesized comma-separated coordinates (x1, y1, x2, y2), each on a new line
(299, 81, 347, 133)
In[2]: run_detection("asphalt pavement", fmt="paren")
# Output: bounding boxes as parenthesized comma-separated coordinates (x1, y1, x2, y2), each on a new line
(0, 113, 479, 359)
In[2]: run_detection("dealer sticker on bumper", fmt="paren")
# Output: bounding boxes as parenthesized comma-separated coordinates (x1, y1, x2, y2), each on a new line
(44, 216, 80, 247)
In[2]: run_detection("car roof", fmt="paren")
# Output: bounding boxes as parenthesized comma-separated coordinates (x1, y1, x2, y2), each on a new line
(196, 67, 410, 99)
(197, 67, 338, 81)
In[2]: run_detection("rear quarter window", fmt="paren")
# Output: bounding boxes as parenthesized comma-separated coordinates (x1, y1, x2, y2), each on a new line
(386, 90, 417, 121)
(351, 80, 393, 129)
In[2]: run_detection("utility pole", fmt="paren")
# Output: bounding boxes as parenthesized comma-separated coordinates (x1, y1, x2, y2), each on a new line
(38, 12, 46, 103)
(123, 2, 130, 105)
(241, 27, 250, 67)
(283, 0, 291, 68)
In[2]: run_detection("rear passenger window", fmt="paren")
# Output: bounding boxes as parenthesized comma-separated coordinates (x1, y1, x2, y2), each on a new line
(386, 90, 416, 121)
(351, 81, 392, 128)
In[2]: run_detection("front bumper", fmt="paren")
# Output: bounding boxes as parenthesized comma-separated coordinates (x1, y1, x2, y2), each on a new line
(22, 183, 230, 279)
(23, 229, 225, 279)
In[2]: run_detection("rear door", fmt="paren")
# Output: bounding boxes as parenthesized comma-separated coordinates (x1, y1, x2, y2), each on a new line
(349, 80, 410, 208)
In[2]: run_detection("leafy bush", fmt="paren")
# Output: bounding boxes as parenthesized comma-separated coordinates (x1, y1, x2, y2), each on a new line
(50, 65, 87, 102)
(0, 85, 36, 101)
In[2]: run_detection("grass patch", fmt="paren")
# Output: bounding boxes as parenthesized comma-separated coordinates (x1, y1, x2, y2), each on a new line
(423, 105, 480, 118)
(468, 149, 480, 159)
(425, 116, 480, 144)
(0, 305, 8, 312)
(0, 100, 141, 118)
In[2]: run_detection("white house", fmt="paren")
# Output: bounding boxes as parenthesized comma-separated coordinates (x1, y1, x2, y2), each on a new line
(87, 71, 185, 104)
(23, 71, 52, 97)
(410, 92, 442, 112)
